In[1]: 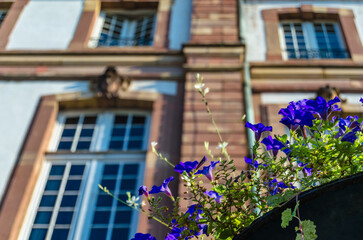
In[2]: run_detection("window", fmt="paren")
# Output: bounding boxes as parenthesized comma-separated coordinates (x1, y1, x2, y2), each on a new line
(22, 112, 150, 240)
(89, 11, 156, 47)
(280, 21, 348, 59)
(0, 10, 7, 26)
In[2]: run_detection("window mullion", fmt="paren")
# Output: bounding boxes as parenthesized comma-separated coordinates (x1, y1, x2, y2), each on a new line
(45, 163, 71, 240)
(322, 23, 332, 55)
(290, 23, 299, 59)
(123, 114, 133, 151)
(71, 115, 84, 152)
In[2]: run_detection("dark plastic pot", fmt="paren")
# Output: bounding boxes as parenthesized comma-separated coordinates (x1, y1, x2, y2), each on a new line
(234, 172, 363, 240)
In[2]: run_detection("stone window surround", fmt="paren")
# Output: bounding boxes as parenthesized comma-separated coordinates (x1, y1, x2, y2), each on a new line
(68, 0, 172, 50)
(262, 5, 363, 62)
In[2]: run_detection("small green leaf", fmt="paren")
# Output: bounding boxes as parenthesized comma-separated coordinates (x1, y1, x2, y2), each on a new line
(301, 220, 318, 240)
(218, 229, 233, 239)
(281, 208, 293, 228)
(292, 201, 299, 217)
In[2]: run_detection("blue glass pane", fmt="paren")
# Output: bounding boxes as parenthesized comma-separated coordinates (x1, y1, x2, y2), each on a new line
(111, 228, 129, 240)
(114, 210, 132, 224)
(40, 195, 57, 207)
(45, 180, 61, 191)
(127, 140, 142, 150)
(61, 129, 76, 137)
(109, 140, 123, 150)
(65, 180, 82, 191)
(50, 165, 65, 175)
(120, 179, 136, 191)
(117, 194, 128, 206)
(61, 195, 78, 207)
(90, 228, 108, 240)
(112, 128, 126, 137)
(83, 116, 97, 124)
(103, 164, 119, 175)
(114, 115, 128, 124)
(51, 229, 69, 240)
(34, 211, 52, 224)
(123, 164, 138, 175)
(92, 211, 111, 224)
(80, 128, 94, 137)
(96, 194, 113, 207)
(76, 141, 91, 150)
(56, 211, 74, 224)
(29, 229, 47, 240)
(65, 117, 79, 125)
(101, 179, 116, 190)
(130, 128, 144, 137)
(58, 141, 72, 150)
(69, 165, 85, 175)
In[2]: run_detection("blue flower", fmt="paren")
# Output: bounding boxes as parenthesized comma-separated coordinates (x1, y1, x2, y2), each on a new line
(298, 162, 313, 177)
(149, 176, 175, 201)
(185, 204, 203, 221)
(245, 122, 273, 141)
(306, 96, 341, 120)
(261, 136, 285, 157)
(279, 105, 315, 130)
(165, 226, 184, 240)
(131, 233, 156, 240)
(205, 190, 223, 203)
(244, 157, 260, 169)
(341, 131, 358, 143)
(174, 156, 207, 176)
(360, 98, 363, 106)
(138, 185, 149, 198)
(268, 179, 289, 196)
(195, 161, 220, 181)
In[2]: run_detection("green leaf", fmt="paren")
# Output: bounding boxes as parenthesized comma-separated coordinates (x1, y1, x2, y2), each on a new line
(281, 208, 293, 228)
(218, 229, 233, 239)
(300, 220, 318, 240)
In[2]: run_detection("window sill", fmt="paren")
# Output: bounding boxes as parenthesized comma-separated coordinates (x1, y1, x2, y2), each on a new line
(250, 58, 363, 67)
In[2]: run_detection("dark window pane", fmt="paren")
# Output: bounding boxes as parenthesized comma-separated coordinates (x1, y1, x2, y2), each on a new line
(65, 117, 79, 125)
(69, 165, 85, 175)
(96, 194, 113, 207)
(58, 141, 72, 150)
(109, 140, 123, 150)
(127, 140, 143, 150)
(120, 179, 137, 191)
(101, 179, 116, 191)
(51, 229, 69, 240)
(103, 164, 119, 175)
(92, 211, 111, 224)
(50, 165, 65, 176)
(83, 116, 97, 124)
(80, 128, 94, 137)
(90, 228, 108, 240)
(56, 211, 74, 224)
(29, 229, 47, 240)
(130, 127, 144, 137)
(114, 115, 128, 124)
(123, 164, 139, 175)
(45, 180, 61, 191)
(65, 180, 82, 191)
(132, 116, 145, 124)
(61, 195, 78, 207)
(111, 228, 129, 240)
(112, 128, 126, 137)
(40, 195, 57, 207)
(114, 210, 132, 224)
(34, 211, 52, 224)
(117, 194, 128, 206)
(61, 129, 76, 137)
(76, 141, 91, 150)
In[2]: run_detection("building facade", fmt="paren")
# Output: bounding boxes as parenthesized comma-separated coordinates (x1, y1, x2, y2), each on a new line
(0, 0, 362, 240)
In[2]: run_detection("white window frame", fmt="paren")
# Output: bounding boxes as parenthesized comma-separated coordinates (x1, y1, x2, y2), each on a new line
(20, 111, 150, 240)
(89, 10, 157, 48)
(279, 20, 347, 60)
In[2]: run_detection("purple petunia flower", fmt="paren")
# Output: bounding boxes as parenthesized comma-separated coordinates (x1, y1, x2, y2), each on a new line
(138, 185, 149, 198)
(195, 161, 220, 181)
(268, 179, 289, 196)
(131, 233, 156, 240)
(335, 116, 360, 138)
(165, 226, 184, 240)
(360, 98, 363, 106)
(306, 96, 341, 120)
(341, 131, 358, 143)
(298, 162, 313, 177)
(279, 105, 315, 130)
(261, 136, 285, 157)
(185, 204, 203, 221)
(245, 122, 273, 142)
(149, 176, 175, 200)
(205, 190, 223, 203)
(174, 160, 199, 175)
(244, 157, 260, 169)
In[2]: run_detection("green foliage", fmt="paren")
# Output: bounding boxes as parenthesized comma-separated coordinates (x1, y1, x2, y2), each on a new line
(281, 208, 293, 228)
(296, 220, 317, 240)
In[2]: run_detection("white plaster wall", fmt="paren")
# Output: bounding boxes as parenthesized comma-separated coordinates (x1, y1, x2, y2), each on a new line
(6, 0, 83, 50)
(243, 1, 363, 62)
(168, 0, 192, 50)
(0, 80, 177, 200)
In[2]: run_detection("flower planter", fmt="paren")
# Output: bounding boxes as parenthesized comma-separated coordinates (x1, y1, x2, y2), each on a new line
(234, 172, 363, 240)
